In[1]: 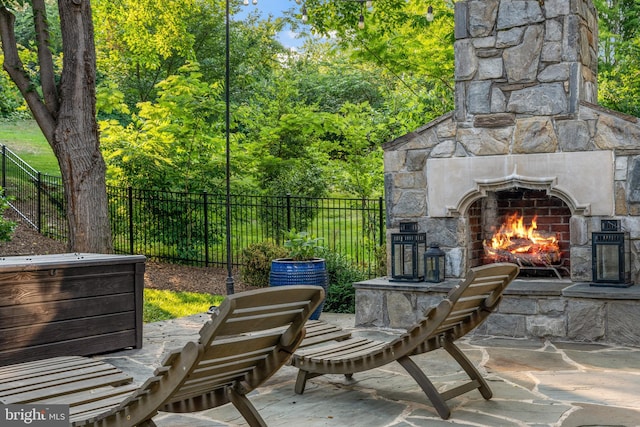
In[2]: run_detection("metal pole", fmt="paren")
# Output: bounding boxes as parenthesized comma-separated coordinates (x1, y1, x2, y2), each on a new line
(225, 0, 235, 295)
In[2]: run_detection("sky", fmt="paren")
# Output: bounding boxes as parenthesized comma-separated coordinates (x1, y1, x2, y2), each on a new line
(235, 1, 306, 48)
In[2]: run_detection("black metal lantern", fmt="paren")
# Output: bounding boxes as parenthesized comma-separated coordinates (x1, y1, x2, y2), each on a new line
(424, 243, 446, 283)
(591, 220, 631, 287)
(390, 222, 426, 282)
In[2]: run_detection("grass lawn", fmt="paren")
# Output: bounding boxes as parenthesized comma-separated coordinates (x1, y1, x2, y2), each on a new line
(143, 289, 224, 322)
(0, 119, 60, 174)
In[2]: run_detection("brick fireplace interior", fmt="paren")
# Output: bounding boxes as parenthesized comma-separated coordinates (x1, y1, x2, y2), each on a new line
(468, 189, 572, 277)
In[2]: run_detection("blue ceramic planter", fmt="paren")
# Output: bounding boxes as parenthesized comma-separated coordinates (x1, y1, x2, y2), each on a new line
(269, 258, 328, 320)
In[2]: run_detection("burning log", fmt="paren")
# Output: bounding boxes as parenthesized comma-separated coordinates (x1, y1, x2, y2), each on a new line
(483, 213, 561, 266)
(483, 242, 561, 266)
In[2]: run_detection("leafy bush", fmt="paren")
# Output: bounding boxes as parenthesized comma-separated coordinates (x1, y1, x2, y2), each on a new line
(240, 241, 287, 288)
(0, 189, 16, 242)
(320, 249, 365, 314)
(283, 229, 324, 261)
(374, 243, 387, 277)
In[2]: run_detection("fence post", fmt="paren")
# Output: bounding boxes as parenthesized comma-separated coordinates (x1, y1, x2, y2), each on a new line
(203, 191, 209, 267)
(128, 186, 134, 255)
(379, 196, 384, 246)
(286, 193, 291, 231)
(36, 172, 42, 232)
(1, 146, 5, 189)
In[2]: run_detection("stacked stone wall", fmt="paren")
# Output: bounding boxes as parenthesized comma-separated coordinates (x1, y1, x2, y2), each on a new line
(454, 0, 598, 122)
(354, 282, 640, 347)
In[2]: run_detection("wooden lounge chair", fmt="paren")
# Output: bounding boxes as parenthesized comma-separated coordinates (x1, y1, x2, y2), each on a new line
(0, 285, 324, 427)
(291, 262, 519, 420)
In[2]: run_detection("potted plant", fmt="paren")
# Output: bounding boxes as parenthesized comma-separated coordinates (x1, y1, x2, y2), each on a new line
(269, 230, 328, 320)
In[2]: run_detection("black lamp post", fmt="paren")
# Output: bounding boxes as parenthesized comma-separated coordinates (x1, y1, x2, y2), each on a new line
(224, 0, 234, 295)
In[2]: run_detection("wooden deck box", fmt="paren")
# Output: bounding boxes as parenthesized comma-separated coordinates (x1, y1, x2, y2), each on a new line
(0, 253, 145, 366)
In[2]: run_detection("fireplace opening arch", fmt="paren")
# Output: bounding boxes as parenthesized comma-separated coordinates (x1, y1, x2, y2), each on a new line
(467, 188, 572, 278)
(449, 174, 588, 218)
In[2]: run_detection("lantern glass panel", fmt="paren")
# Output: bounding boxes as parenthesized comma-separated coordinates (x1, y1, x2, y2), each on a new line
(594, 244, 620, 282)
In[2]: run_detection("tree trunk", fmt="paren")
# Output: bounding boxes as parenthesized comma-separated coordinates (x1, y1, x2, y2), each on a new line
(0, 0, 112, 253)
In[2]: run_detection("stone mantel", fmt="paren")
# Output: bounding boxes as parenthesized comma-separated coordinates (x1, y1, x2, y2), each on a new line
(426, 151, 615, 217)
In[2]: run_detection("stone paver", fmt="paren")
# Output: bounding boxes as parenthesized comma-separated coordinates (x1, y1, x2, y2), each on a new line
(97, 313, 640, 427)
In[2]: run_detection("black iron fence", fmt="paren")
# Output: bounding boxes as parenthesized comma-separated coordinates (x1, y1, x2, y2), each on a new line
(1, 146, 68, 240)
(1, 145, 386, 277)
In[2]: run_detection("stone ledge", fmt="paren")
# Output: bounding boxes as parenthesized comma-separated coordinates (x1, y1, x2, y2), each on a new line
(354, 277, 640, 346)
(563, 282, 640, 299)
(354, 277, 572, 296)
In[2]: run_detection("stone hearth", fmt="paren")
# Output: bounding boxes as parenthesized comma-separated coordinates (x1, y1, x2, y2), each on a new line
(354, 278, 640, 346)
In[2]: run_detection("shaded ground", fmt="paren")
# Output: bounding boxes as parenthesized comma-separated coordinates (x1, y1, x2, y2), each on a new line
(0, 215, 254, 295)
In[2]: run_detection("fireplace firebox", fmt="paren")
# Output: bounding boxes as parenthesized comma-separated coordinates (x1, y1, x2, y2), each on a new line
(469, 189, 571, 278)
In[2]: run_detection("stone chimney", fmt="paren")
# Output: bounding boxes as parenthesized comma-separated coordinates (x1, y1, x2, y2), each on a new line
(453, 0, 598, 124)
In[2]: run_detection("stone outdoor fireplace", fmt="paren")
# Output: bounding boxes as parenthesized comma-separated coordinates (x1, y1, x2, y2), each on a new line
(356, 0, 640, 346)
(383, 0, 640, 283)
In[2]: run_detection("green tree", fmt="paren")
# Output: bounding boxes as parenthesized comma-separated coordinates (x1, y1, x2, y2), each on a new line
(0, 60, 22, 115)
(100, 62, 225, 192)
(93, 0, 198, 107)
(595, 0, 640, 116)
(298, 0, 455, 126)
(0, 0, 112, 252)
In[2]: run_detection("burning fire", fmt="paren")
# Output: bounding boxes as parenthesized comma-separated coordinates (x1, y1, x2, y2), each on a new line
(483, 213, 561, 265)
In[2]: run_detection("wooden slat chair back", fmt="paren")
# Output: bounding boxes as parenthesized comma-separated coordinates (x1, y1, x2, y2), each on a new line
(291, 263, 519, 420)
(0, 285, 324, 427)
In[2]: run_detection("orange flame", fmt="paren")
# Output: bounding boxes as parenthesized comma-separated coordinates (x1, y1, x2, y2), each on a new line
(484, 213, 560, 265)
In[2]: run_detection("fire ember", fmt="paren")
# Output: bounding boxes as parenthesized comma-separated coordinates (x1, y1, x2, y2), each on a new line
(483, 213, 561, 266)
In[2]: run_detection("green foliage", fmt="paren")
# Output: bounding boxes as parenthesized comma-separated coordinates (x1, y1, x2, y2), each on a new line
(283, 230, 324, 261)
(240, 241, 288, 288)
(374, 243, 388, 278)
(100, 62, 225, 192)
(0, 189, 16, 242)
(327, 102, 385, 198)
(325, 282, 356, 313)
(99, 62, 232, 258)
(299, 0, 455, 127)
(93, 0, 199, 107)
(595, 0, 640, 116)
(0, 70, 23, 117)
(319, 249, 366, 314)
